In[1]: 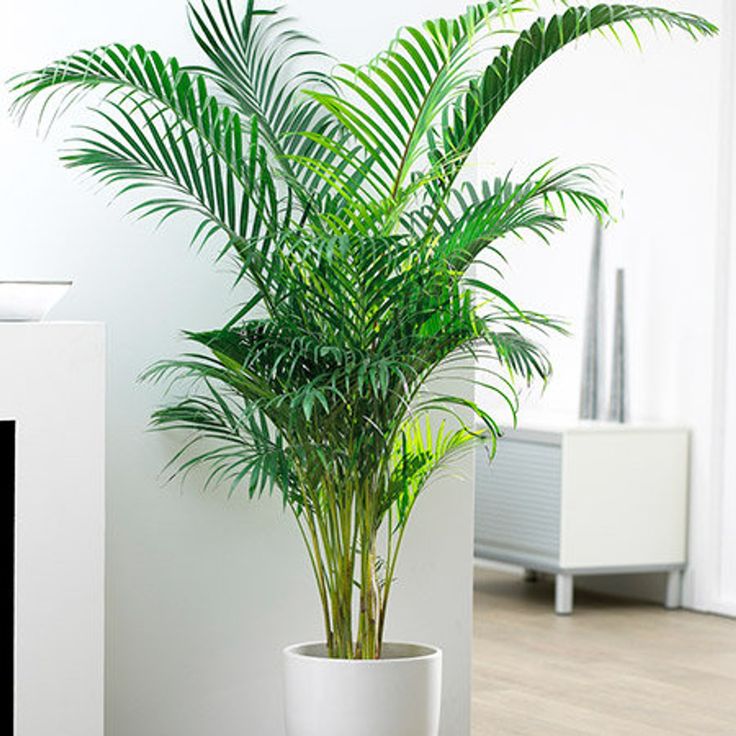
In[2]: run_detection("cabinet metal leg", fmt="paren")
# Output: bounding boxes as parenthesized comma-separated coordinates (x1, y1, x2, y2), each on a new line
(555, 573, 574, 615)
(665, 569, 683, 610)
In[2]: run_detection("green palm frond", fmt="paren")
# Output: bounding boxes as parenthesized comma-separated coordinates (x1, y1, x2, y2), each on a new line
(426, 4, 717, 200)
(388, 416, 484, 521)
(486, 329, 553, 383)
(187, 0, 345, 194)
(432, 163, 610, 271)
(9, 44, 286, 283)
(67, 101, 272, 243)
(150, 382, 296, 499)
(307, 1, 527, 201)
(12, 43, 229, 147)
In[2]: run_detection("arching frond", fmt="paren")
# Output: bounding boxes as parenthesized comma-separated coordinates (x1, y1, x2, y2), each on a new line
(426, 4, 717, 201)
(187, 0, 345, 196)
(308, 2, 526, 199)
(434, 163, 610, 271)
(9, 44, 285, 283)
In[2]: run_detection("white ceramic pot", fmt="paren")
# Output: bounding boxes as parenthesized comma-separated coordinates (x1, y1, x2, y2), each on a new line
(283, 641, 442, 736)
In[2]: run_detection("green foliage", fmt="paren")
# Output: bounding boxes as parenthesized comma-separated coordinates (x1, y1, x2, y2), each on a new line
(9, 0, 715, 659)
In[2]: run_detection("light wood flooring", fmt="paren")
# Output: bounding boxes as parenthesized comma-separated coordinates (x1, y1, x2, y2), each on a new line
(473, 567, 736, 735)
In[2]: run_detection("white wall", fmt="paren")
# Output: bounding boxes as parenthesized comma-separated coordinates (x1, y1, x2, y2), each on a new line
(712, 1, 736, 617)
(0, 1, 476, 734)
(473, 0, 730, 613)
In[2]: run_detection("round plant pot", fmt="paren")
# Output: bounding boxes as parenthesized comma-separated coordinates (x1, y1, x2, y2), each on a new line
(283, 641, 442, 736)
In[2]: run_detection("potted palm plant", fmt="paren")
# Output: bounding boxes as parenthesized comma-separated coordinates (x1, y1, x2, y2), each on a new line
(9, 1, 715, 734)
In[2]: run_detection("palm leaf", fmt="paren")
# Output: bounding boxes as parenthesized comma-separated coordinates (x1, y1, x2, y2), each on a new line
(187, 0, 347, 201)
(308, 1, 527, 203)
(433, 163, 610, 271)
(9, 44, 286, 279)
(426, 4, 717, 200)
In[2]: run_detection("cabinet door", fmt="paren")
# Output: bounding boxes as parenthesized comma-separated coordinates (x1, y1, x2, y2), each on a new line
(559, 430, 689, 569)
(475, 437, 562, 563)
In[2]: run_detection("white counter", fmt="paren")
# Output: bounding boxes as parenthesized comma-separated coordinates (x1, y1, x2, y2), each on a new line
(1, 322, 105, 736)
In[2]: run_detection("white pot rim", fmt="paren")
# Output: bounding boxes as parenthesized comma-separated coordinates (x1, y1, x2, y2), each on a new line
(284, 641, 441, 664)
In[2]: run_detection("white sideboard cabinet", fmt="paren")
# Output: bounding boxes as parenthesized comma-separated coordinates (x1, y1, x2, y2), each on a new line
(1, 323, 105, 736)
(474, 421, 689, 614)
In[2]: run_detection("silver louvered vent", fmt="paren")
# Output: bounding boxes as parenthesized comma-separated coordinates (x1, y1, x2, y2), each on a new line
(475, 438, 562, 560)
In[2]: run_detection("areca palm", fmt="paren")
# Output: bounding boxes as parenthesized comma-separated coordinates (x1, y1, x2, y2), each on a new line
(9, 0, 716, 659)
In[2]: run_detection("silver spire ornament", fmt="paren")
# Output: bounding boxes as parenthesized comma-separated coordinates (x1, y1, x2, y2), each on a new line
(608, 268, 628, 423)
(579, 220, 605, 420)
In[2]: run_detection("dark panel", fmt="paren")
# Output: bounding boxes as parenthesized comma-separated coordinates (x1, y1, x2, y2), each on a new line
(1, 421, 14, 733)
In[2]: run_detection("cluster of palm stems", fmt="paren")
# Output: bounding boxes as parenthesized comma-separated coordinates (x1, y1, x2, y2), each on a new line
(9, 1, 714, 658)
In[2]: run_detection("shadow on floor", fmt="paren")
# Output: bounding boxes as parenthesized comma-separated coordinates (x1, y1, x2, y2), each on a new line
(474, 565, 666, 615)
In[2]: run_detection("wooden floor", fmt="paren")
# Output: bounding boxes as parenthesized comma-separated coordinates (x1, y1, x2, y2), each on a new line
(473, 567, 736, 735)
